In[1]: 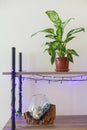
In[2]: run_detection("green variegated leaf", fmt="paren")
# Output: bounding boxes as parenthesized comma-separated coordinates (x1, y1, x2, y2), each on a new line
(67, 27, 85, 38)
(46, 10, 59, 23)
(46, 10, 62, 27)
(31, 31, 41, 37)
(41, 28, 55, 34)
(45, 34, 55, 39)
(62, 18, 74, 29)
(67, 49, 79, 56)
(51, 52, 56, 64)
(64, 36, 76, 43)
(45, 42, 51, 45)
(47, 48, 53, 55)
(67, 53, 73, 62)
(31, 28, 55, 37)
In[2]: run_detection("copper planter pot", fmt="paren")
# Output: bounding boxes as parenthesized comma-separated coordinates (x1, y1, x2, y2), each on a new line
(55, 57, 69, 72)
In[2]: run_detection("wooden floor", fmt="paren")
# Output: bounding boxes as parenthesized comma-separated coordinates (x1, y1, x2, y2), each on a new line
(3, 115, 87, 130)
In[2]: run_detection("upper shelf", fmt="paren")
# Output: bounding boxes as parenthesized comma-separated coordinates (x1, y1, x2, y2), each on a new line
(3, 71, 87, 82)
(3, 71, 87, 75)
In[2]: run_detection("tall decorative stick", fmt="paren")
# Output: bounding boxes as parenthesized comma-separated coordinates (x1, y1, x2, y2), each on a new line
(11, 47, 16, 130)
(18, 52, 22, 114)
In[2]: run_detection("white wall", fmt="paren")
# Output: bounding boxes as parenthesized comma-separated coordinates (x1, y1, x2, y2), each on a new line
(0, 0, 87, 129)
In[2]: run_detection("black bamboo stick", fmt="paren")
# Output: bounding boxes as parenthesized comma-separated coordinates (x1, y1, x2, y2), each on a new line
(11, 47, 16, 130)
(19, 52, 22, 114)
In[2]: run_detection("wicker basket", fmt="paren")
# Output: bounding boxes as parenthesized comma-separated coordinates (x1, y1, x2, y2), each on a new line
(24, 104, 56, 125)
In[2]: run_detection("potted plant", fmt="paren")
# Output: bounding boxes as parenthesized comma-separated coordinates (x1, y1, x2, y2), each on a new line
(31, 10, 85, 72)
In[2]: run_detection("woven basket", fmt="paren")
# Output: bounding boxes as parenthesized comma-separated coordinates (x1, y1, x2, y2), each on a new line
(24, 104, 56, 125)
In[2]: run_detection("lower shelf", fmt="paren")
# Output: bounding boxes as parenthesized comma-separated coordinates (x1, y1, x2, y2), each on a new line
(3, 115, 87, 130)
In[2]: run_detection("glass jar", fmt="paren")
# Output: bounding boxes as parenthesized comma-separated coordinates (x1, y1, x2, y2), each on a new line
(28, 94, 50, 120)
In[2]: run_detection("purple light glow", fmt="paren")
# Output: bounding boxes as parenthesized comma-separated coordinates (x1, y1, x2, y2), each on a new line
(18, 74, 87, 84)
